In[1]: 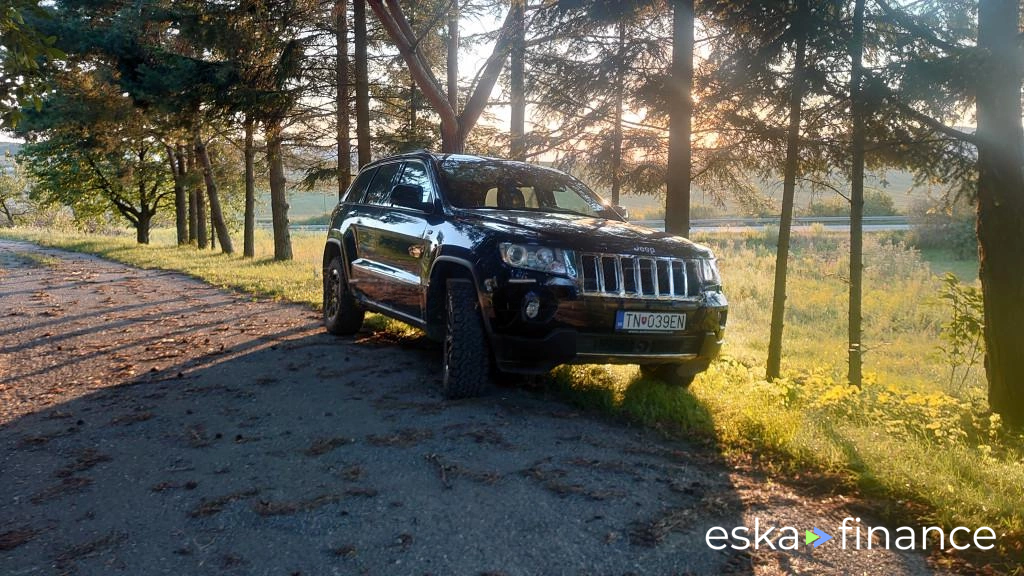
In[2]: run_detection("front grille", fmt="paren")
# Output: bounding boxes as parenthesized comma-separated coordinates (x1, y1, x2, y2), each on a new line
(578, 253, 701, 299)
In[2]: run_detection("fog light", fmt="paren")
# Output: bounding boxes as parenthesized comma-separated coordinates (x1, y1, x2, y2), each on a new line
(523, 292, 541, 320)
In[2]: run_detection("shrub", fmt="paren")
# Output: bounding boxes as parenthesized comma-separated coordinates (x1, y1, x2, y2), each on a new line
(907, 195, 977, 259)
(802, 189, 899, 217)
(937, 273, 985, 394)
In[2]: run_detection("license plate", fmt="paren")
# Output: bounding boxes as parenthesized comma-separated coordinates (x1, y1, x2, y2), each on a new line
(615, 310, 686, 332)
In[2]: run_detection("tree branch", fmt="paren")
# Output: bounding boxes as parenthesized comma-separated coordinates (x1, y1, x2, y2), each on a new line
(82, 153, 139, 218)
(797, 176, 851, 203)
(895, 101, 977, 144)
(459, 6, 519, 137)
(368, 0, 457, 126)
(875, 0, 968, 54)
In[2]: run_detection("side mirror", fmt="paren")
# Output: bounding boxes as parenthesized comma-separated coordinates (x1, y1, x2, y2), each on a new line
(390, 184, 430, 212)
(611, 205, 629, 220)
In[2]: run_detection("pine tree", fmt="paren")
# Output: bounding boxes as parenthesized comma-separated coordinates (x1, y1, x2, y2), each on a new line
(974, 0, 1024, 425)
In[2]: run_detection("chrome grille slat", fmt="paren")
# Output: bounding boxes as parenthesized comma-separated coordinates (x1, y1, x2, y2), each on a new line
(578, 253, 701, 300)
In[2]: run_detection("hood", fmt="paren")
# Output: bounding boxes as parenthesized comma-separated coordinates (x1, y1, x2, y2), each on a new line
(458, 210, 714, 259)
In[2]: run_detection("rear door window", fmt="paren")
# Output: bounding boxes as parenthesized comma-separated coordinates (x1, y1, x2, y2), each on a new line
(362, 162, 403, 205)
(343, 167, 377, 204)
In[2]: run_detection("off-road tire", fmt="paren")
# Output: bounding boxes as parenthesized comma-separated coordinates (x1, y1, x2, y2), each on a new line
(442, 279, 489, 398)
(323, 256, 364, 335)
(639, 364, 696, 388)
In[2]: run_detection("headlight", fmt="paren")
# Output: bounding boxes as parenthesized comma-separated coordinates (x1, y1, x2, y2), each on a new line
(699, 258, 722, 286)
(500, 243, 576, 277)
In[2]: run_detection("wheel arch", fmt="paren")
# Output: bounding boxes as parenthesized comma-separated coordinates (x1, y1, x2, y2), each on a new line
(323, 239, 342, 269)
(323, 233, 357, 272)
(426, 256, 482, 340)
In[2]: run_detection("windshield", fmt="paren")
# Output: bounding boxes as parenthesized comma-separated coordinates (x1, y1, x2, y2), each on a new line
(437, 158, 613, 219)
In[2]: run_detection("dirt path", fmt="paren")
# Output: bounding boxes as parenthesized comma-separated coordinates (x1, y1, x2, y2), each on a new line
(0, 240, 950, 575)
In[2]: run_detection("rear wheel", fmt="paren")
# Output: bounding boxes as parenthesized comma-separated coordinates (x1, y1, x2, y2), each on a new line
(323, 256, 364, 335)
(639, 364, 696, 388)
(442, 279, 489, 399)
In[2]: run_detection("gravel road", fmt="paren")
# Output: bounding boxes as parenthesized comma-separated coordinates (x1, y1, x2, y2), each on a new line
(0, 240, 950, 575)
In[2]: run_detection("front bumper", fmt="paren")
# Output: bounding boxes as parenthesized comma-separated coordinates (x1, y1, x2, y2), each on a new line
(483, 282, 726, 374)
(490, 328, 724, 374)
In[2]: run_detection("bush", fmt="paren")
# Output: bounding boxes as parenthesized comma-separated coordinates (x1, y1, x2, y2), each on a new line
(907, 195, 977, 259)
(802, 189, 899, 217)
(937, 273, 985, 394)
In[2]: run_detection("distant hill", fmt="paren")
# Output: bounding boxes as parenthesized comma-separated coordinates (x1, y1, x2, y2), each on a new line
(616, 169, 939, 219)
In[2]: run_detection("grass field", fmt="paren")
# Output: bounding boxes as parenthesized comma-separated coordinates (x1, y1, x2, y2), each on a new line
(2, 225, 1020, 568)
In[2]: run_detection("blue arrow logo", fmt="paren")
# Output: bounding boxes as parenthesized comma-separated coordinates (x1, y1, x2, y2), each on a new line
(808, 527, 832, 548)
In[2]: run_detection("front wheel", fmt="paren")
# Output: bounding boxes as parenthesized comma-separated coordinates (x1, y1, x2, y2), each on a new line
(639, 364, 696, 388)
(324, 256, 364, 335)
(442, 279, 489, 399)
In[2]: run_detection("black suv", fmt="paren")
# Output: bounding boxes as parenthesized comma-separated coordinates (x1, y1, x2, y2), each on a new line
(322, 152, 727, 398)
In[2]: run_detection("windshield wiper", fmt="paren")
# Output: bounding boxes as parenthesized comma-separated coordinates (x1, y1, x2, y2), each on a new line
(470, 206, 594, 217)
(534, 207, 594, 218)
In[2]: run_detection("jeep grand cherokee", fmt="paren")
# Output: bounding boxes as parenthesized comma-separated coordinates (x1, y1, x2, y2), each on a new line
(322, 152, 727, 398)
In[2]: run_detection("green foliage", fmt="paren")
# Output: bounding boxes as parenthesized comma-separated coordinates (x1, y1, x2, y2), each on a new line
(15, 70, 173, 235)
(692, 360, 1024, 534)
(803, 189, 899, 217)
(937, 272, 985, 393)
(907, 195, 977, 259)
(0, 2, 64, 127)
(0, 154, 29, 225)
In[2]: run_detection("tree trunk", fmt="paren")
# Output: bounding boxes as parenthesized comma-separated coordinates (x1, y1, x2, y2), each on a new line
(0, 202, 15, 226)
(409, 74, 418, 145)
(193, 147, 208, 249)
(136, 212, 152, 244)
(266, 121, 294, 261)
(336, 0, 351, 197)
(766, 18, 807, 381)
(136, 176, 150, 245)
(187, 146, 198, 244)
(977, 0, 1024, 426)
(509, 0, 526, 160)
(167, 144, 188, 245)
(243, 116, 256, 259)
(665, 0, 694, 236)
(354, 0, 371, 167)
(447, 0, 459, 115)
(194, 131, 234, 254)
(610, 20, 626, 206)
(441, 122, 466, 154)
(848, 0, 866, 388)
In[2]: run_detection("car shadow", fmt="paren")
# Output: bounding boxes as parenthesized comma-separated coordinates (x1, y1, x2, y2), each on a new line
(0, 314, 759, 575)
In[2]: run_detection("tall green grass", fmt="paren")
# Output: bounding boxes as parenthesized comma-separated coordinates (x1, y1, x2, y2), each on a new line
(3, 225, 1022, 559)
